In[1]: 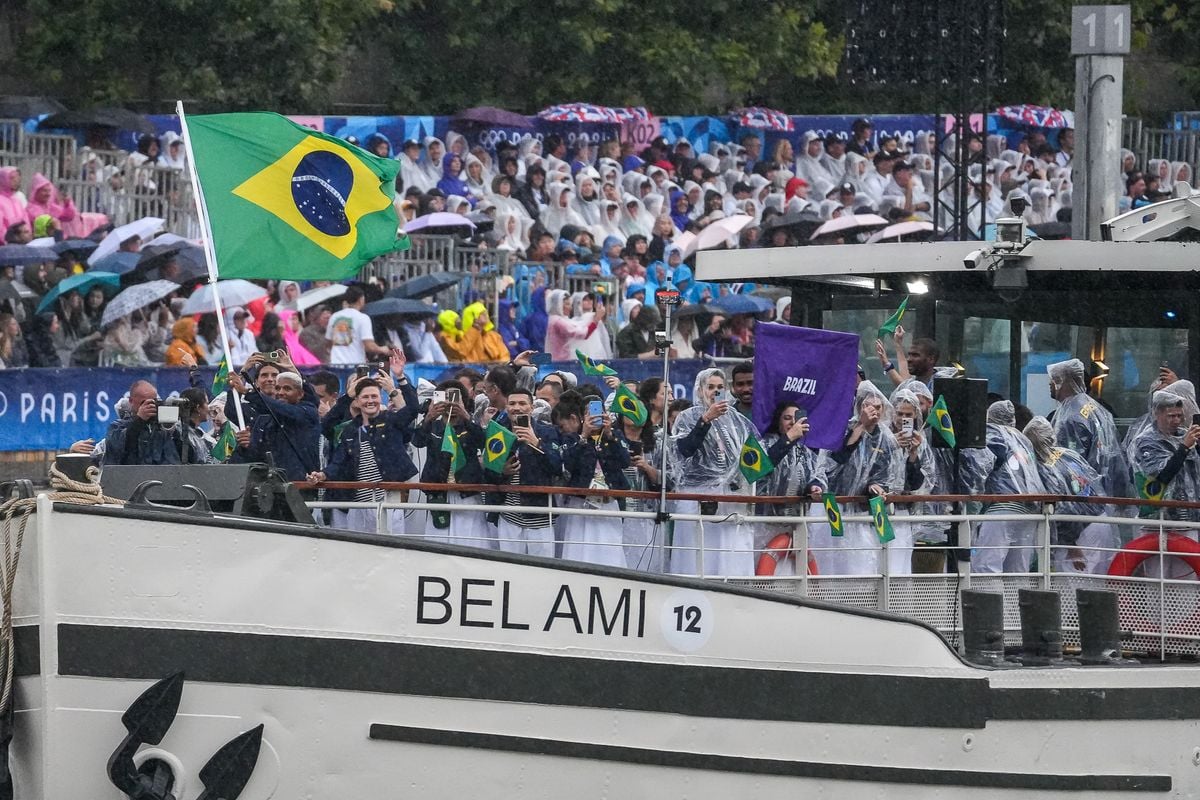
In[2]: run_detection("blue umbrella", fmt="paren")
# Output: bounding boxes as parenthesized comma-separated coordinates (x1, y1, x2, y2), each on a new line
(89, 251, 141, 275)
(711, 293, 774, 315)
(0, 244, 56, 266)
(53, 238, 100, 257)
(36, 271, 120, 313)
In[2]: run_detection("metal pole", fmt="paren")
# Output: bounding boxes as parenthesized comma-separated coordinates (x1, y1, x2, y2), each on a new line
(658, 297, 673, 514)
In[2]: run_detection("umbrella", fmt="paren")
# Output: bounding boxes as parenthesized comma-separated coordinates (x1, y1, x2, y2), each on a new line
(89, 251, 141, 275)
(36, 271, 120, 313)
(27, 237, 55, 249)
(810, 213, 890, 241)
(732, 107, 795, 132)
(404, 213, 476, 233)
(0, 95, 67, 119)
(37, 107, 156, 134)
(100, 279, 178, 327)
(710, 294, 774, 316)
(280, 284, 347, 313)
(387, 271, 466, 300)
(537, 103, 649, 124)
(363, 298, 437, 318)
(180, 279, 267, 315)
(466, 211, 495, 233)
(673, 231, 699, 259)
(695, 214, 754, 251)
(0, 244, 56, 266)
(672, 303, 713, 318)
(866, 220, 935, 244)
(452, 106, 534, 129)
(1029, 221, 1072, 240)
(87, 217, 164, 266)
(53, 238, 99, 257)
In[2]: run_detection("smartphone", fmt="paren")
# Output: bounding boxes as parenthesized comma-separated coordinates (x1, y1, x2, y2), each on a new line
(531, 352, 553, 365)
(355, 365, 369, 379)
(515, 414, 531, 429)
(433, 390, 447, 405)
(716, 390, 731, 405)
(629, 441, 644, 457)
(902, 418, 915, 435)
(447, 388, 461, 406)
(588, 399, 604, 423)
(1192, 414, 1200, 428)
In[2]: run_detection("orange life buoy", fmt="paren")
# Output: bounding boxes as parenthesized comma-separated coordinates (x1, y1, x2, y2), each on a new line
(1107, 532, 1200, 577)
(755, 533, 819, 576)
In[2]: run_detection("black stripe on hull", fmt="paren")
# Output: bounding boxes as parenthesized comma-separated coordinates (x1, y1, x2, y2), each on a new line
(368, 724, 1172, 792)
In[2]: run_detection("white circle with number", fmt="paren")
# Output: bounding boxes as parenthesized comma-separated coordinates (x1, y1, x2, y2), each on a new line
(659, 590, 714, 652)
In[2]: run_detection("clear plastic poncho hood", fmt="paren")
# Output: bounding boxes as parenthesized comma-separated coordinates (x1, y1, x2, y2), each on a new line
(671, 367, 761, 490)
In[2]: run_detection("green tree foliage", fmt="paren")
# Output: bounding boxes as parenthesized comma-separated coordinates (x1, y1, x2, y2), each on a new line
(377, 0, 839, 114)
(20, 0, 392, 111)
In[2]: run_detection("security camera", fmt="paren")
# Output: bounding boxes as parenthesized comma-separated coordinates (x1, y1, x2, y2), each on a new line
(963, 249, 984, 270)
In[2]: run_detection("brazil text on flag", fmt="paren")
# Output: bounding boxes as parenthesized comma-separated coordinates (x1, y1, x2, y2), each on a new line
(187, 112, 405, 279)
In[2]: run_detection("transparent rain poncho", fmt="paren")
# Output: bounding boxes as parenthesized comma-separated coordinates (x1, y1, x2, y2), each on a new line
(891, 389, 936, 496)
(818, 381, 903, 497)
(984, 401, 1047, 499)
(1024, 416, 1107, 545)
(1048, 358, 1132, 498)
(1124, 379, 1198, 466)
(758, 432, 822, 514)
(670, 367, 762, 492)
(1131, 391, 1200, 523)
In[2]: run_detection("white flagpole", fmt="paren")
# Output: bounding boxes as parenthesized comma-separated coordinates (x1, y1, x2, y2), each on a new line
(176, 100, 245, 429)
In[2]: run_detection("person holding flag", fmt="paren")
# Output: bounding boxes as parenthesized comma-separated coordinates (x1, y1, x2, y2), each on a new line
(614, 383, 666, 571)
(557, 396, 631, 567)
(885, 388, 937, 575)
(815, 381, 903, 575)
(755, 400, 825, 575)
(412, 381, 494, 549)
(1131, 391, 1200, 529)
(670, 368, 764, 577)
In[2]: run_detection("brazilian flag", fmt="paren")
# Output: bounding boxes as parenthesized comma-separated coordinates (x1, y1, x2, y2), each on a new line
(187, 112, 406, 279)
(1135, 471, 1167, 517)
(878, 295, 908, 340)
(211, 354, 230, 396)
(210, 421, 237, 462)
(822, 492, 843, 537)
(739, 434, 774, 483)
(926, 394, 957, 448)
(613, 383, 648, 426)
(576, 349, 618, 377)
(869, 495, 896, 543)
(441, 427, 466, 475)
(482, 419, 518, 474)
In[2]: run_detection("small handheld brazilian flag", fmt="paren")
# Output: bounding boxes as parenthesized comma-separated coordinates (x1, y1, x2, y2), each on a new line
(210, 421, 237, 462)
(877, 295, 909, 340)
(927, 394, 957, 448)
(612, 383, 648, 426)
(211, 354, 230, 396)
(482, 419, 518, 474)
(576, 349, 618, 377)
(441, 426, 465, 474)
(869, 494, 896, 543)
(1134, 471, 1167, 517)
(822, 492, 843, 537)
(739, 434, 774, 483)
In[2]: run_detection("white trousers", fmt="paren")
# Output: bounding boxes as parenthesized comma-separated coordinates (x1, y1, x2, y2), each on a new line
(670, 496, 754, 577)
(560, 497, 627, 568)
(1052, 522, 1121, 574)
(973, 519, 1038, 573)
(427, 492, 498, 550)
(496, 516, 555, 559)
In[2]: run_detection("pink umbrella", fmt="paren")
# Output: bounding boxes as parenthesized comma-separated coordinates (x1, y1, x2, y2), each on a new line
(810, 213, 889, 240)
(695, 214, 754, 251)
(866, 220, 935, 243)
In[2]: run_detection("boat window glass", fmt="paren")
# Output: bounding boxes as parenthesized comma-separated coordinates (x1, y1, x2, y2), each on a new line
(1102, 326, 1189, 423)
(1021, 321, 1094, 418)
(962, 316, 1012, 399)
(823, 306, 923, 387)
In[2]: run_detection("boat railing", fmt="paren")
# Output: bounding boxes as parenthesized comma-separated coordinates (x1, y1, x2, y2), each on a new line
(301, 484, 1200, 659)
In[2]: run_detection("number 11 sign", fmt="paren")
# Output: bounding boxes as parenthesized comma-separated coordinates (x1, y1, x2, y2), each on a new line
(1071, 5, 1131, 55)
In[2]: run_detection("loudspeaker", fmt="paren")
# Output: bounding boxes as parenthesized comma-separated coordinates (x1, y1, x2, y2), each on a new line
(931, 377, 988, 449)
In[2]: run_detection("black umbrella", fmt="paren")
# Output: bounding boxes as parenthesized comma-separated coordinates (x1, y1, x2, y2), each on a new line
(137, 243, 207, 283)
(53, 238, 99, 257)
(364, 297, 437, 317)
(467, 211, 495, 233)
(673, 303, 713, 318)
(764, 209, 823, 242)
(38, 107, 156, 134)
(386, 271, 466, 300)
(0, 95, 67, 119)
(452, 106, 534, 129)
(1030, 221, 1072, 240)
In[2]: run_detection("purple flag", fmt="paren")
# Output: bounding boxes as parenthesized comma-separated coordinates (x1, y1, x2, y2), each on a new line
(751, 323, 860, 451)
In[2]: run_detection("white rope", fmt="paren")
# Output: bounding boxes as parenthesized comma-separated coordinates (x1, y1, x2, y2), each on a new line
(0, 463, 123, 709)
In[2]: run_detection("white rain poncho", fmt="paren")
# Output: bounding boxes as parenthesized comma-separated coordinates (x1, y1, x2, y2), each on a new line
(891, 389, 936, 497)
(671, 368, 762, 492)
(1047, 358, 1132, 498)
(540, 183, 587, 239)
(818, 381, 903, 497)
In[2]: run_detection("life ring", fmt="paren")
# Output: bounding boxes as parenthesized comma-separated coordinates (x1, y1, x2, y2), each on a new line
(1107, 532, 1200, 577)
(755, 533, 819, 576)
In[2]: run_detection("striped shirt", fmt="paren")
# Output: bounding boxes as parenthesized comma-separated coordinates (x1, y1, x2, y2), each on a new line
(355, 428, 385, 503)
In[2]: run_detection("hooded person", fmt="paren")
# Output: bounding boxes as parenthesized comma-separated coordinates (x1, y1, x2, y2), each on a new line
(463, 153, 489, 200)
(413, 136, 445, 193)
(972, 400, 1047, 574)
(495, 298, 529, 358)
(457, 301, 509, 363)
(667, 189, 691, 232)
(26, 312, 62, 368)
(595, 200, 624, 243)
(437, 152, 472, 200)
(815, 381, 903, 575)
(164, 317, 206, 366)
(494, 210, 530, 255)
(1124, 378, 1198, 466)
(1131, 390, 1200, 528)
(620, 194, 653, 239)
(886, 388, 937, 575)
(1023, 416, 1119, 574)
(754, 400, 826, 570)
(615, 301, 661, 359)
(277, 307, 322, 366)
(24, 173, 76, 228)
(543, 288, 604, 361)
(567, 291, 612, 359)
(436, 309, 466, 361)
(669, 367, 764, 576)
(397, 139, 423, 188)
(521, 286, 549, 352)
(540, 183, 587, 239)
(572, 172, 604, 228)
(0, 167, 26, 233)
(795, 131, 834, 187)
(1047, 358, 1132, 499)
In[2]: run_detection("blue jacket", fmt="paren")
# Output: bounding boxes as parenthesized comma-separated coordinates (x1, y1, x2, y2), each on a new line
(233, 384, 321, 481)
(412, 418, 487, 490)
(484, 419, 564, 501)
(102, 417, 181, 466)
(325, 380, 421, 483)
(560, 432, 631, 489)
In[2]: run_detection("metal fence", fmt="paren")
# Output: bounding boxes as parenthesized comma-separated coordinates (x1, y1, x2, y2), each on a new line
(1122, 117, 1200, 184)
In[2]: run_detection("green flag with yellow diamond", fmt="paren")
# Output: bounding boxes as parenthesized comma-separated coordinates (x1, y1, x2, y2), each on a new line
(441, 426, 465, 474)
(210, 421, 237, 462)
(877, 295, 909, 340)
(822, 492, 843, 537)
(576, 349, 618, 377)
(739, 434, 774, 483)
(186, 112, 406, 279)
(1134, 471, 1167, 517)
(482, 419, 518, 474)
(869, 495, 896, 543)
(210, 354, 230, 396)
(927, 394, 957, 448)
(612, 383, 648, 426)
